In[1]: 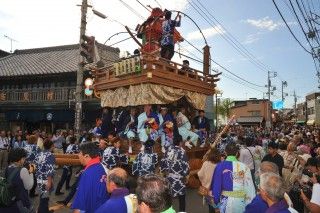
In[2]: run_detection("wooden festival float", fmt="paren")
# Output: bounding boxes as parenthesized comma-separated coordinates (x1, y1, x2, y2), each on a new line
(55, 7, 221, 188)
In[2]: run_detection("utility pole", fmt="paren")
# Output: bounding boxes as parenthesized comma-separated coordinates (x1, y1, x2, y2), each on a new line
(293, 90, 297, 116)
(75, 0, 88, 138)
(281, 81, 287, 102)
(266, 71, 277, 128)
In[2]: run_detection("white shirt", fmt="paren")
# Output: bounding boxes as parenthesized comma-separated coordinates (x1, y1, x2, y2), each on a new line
(0, 136, 9, 149)
(239, 146, 255, 170)
(311, 183, 320, 206)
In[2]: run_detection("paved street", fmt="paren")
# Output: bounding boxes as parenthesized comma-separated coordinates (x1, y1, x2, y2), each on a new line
(27, 168, 207, 213)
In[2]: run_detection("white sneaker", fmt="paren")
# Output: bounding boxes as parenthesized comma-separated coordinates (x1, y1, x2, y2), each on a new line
(128, 146, 133, 154)
(161, 146, 166, 153)
(200, 143, 206, 148)
(185, 141, 192, 149)
(140, 145, 145, 151)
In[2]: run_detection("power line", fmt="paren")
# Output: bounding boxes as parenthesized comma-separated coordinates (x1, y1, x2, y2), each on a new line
(183, 37, 265, 88)
(191, 0, 270, 74)
(118, 0, 145, 20)
(272, 0, 313, 54)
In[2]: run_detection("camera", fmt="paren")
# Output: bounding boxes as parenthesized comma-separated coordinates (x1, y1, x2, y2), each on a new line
(302, 169, 314, 178)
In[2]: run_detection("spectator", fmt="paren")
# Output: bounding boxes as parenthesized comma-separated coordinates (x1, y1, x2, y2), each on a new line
(71, 142, 109, 213)
(260, 172, 298, 212)
(35, 139, 55, 213)
(136, 174, 174, 213)
(282, 142, 298, 191)
(262, 141, 284, 176)
(0, 148, 34, 213)
(14, 135, 26, 148)
(95, 168, 129, 213)
(52, 130, 65, 154)
(300, 158, 320, 213)
(0, 130, 9, 170)
(198, 148, 221, 213)
(239, 136, 256, 182)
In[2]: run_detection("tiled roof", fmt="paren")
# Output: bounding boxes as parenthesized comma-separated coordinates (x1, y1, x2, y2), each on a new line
(0, 43, 119, 77)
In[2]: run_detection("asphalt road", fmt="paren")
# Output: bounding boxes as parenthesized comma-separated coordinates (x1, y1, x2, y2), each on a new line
(28, 167, 208, 213)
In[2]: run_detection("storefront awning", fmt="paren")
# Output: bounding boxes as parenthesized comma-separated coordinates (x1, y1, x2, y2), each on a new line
(5, 110, 74, 122)
(307, 119, 315, 125)
(236, 116, 263, 123)
(296, 120, 306, 124)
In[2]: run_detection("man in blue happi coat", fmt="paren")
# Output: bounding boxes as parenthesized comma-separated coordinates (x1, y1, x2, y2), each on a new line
(160, 134, 189, 212)
(102, 137, 128, 170)
(132, 139, 158, 176)
(95, 168, 130, 213)
(192, 109, 210, 148)
(35, 139, 55, 213)
(158, 106, 173, 153)
(72, 143, 109, 213)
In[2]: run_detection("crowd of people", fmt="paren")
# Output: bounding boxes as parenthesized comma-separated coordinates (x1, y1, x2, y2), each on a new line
(0, 106, 320, 213)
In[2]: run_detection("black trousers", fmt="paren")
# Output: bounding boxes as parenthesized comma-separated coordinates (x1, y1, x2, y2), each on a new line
(63, 173, 81, 204)
(178, 194, 186, 212)
(160, 44, 174, 60)
(56, 167, 72, 193)
(38, 197, 49, 213)
(29, 173, 37, 196)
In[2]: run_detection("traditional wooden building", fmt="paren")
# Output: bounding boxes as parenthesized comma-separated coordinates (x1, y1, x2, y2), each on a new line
(0, 44, 119, 132)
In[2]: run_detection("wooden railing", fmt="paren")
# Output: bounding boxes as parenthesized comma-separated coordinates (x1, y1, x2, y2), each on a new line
(0, 87, 96, 104)
(93, 54, 221, 86)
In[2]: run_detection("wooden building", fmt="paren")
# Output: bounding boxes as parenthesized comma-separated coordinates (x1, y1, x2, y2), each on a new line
(0, 44, 119, 132)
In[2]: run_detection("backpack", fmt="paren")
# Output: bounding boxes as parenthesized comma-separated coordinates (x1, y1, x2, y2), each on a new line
(0, 167, 21, 207)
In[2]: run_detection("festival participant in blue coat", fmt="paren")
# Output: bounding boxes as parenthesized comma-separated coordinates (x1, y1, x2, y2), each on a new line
(160, 134, 189, 212)
(260, 172, 298, 213)
(158, 106, 174, 153)
(244, 161, 279, 213)
(176, 107, 198, 149)
(35, 139, 56, 213)
(210, 142, 255, 213)
(95, 168, 130, 213)
(24, 134, 40, 197)
(132, 139, 158, 176)
(72, 142, 109, 213)
(55, 136, 79, 195)
(192, 110, 210, 148)
(92, 118, 103, 136)
(102, 136, 128, 170)
(137, 104, 160, 151)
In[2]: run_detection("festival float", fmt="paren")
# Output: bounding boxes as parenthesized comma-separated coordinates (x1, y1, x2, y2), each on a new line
(55, 7, 222, 188)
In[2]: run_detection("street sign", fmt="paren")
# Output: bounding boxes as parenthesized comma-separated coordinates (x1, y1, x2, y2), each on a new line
(272, 100, 284, 110)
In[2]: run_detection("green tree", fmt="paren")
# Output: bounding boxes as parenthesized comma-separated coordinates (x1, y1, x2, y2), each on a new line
(217, 98, 233, 118)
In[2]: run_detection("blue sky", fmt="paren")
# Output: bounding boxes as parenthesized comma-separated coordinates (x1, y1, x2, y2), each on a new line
(0, 0, 318, 107)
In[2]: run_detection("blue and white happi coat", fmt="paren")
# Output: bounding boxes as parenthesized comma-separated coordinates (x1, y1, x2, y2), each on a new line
(160, 145, 189, 197)
(102, 147, 128, 169)
(210, 156, 255, 213)
(132, 151, 158, 176)
(63, 144, 79, 170)
(35, 150, 55, 196)
(24, 143, 40, 163)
